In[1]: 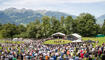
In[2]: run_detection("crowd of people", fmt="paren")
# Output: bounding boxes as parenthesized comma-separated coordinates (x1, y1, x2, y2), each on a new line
(0, 39, 105, 60)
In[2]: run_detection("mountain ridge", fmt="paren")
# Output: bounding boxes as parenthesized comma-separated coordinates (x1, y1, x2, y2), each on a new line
(97, 14, 105, 25)
(0, 8, 76, 25)
(0, 8, 105, 25)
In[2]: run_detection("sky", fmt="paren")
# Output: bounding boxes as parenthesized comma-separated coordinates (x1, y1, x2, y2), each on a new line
(0, 0, 105, 17)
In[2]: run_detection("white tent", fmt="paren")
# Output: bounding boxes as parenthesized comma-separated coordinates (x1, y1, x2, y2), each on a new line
(52, 32, 65, 39)
(71, 33, 82, 42)
(72, 40, 82, 42)
(13, 38, 18, 41)
(72, 33, 81, 38)
(52, 32, 65, 36)
(13, 38, 23, 41)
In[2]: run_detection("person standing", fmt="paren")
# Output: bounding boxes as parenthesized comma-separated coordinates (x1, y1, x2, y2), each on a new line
(102, 51, 105, 60)
(20, 53, 23, 60)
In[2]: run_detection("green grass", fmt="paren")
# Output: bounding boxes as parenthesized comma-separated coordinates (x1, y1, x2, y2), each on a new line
(82, 37, 105, 45)
(44, 39, 72, 45)
(0, 32, 3, 39)
(0, 40, 24, 53)
(44, 37, 105, 45)
(0, 40, 24, 44)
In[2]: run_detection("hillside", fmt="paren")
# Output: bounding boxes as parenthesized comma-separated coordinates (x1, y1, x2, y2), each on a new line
(97, 14, 105, 25)
(0, 8, 76, 25)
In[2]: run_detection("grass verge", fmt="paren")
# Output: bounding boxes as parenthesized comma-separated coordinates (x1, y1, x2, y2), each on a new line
(44, 39, 72, 45)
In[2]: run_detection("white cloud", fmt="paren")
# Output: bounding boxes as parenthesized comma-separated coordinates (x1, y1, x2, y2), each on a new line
(1, 0, 105, 5)
(0, 0, 105, 17)
(0, 0, 104, 9)
(21, 0, 105, 3)
(0, 0, 105, 7)
(52, 0, 105, 3)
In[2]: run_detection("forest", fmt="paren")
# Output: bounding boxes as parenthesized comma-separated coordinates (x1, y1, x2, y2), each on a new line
(0, 13, 105, 39)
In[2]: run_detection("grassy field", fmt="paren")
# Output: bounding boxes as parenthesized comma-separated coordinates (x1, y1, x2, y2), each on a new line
(0, 40, 24, 44)
(0, 36, 105, 45)
(44, 39, 72, 44)
(0, 40, 24, 53)
(44, 37, 105, 45)
(0, 32, 3, 39)
(82, 37, 105, 45)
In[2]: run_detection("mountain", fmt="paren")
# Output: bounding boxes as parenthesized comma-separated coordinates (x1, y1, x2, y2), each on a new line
(97, 14, 105, 25)
(0, 8, 76, 25)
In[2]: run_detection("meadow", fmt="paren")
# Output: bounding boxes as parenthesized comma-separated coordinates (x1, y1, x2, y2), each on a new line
(0, 37, 105, 45)
(82, 37, 105, 45)
(0, 40, 24, 44)
(43, 37, 105, 45)
(44, 39, 72, 44)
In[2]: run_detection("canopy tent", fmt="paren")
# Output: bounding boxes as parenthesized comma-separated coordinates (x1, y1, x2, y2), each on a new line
(52, 32, 65, 39)
(13, 38, 23, 41)
(71, 33, 81, 39)
(52, 32, 65, 36)
(72, 40, 82, 42)
(67, 33, 82, 42)
(13, 38, 18, 41)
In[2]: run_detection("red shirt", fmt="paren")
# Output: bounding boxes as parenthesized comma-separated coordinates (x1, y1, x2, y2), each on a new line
(80, 53, 84, 58)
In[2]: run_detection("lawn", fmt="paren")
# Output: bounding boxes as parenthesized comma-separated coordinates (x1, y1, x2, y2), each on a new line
(0, 40, 24, 54)
(0, 40, 24, 44)
(44, 39, 72, 45)
(44, 37, 105, 45)
(82, 37, 105, 45)
(0, 32, 3, 39)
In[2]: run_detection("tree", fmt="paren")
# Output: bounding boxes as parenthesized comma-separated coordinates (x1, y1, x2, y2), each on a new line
(72, 19, 79, 33)
(0, 23, 2, 30)
(102, 20, 105, 35)
(17, 25, 26, 34)
(27, 24, 42, 38)
(60, 16, 65, 26)
(26, 19, 42, 38)
(74, 13, 98, 37)
(13, 25, 27, 38)
(64, 16, 73, 34)
(0, 13, 102, 38)
(41, 16, 51, 38)
(34, 18, 41, 24)
(1, 23, 18, 38)
(50, 16, 63, 34)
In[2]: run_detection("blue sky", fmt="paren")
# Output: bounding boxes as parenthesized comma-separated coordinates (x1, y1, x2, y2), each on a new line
(0, 0, 105, 17)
